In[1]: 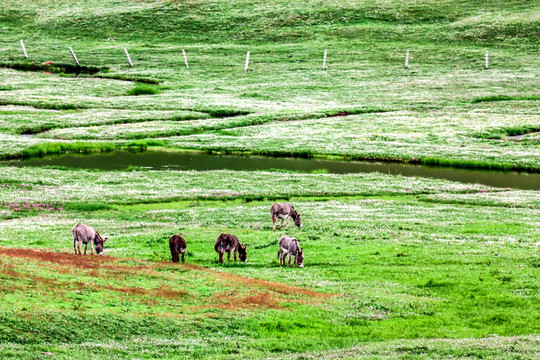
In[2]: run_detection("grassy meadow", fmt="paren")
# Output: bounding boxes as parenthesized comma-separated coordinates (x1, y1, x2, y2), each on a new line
(0, 0, 539, 359)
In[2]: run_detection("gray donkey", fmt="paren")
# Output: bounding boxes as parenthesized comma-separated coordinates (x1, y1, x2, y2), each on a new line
(278, 235, 304, 268)
(270, 203, 302, 231)
(72, 223, 108, 255)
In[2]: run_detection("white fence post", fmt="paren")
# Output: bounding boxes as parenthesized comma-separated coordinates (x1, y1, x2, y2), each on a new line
(20, 40, 28, 58)
(405, 50, 409, 69)
(244, 51, 250, 72)
(323, 49, 327, 70)
(182, 49, 189, 69)
(485, 51, 489, 69)
(69, 47, 80, 65)
(124, 48, 133, 67)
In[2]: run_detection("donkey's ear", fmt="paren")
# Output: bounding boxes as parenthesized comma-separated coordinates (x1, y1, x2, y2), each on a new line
(301, 247, 304, 253)
(103, 238, 108, 242)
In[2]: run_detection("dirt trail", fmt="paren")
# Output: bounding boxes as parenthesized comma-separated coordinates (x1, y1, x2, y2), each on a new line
(183, 263, 331, 298)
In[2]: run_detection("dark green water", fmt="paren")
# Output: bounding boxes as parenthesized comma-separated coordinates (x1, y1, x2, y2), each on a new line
(3, 151, 538, 190)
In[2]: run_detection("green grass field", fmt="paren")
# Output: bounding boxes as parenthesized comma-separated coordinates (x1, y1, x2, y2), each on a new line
(0, 0, 539, 358)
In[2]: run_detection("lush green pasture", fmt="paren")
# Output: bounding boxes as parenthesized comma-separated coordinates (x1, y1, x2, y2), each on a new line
(0, 0, 538, 169)
(0, 167, 539, 358)
(1, 0, 539, 358)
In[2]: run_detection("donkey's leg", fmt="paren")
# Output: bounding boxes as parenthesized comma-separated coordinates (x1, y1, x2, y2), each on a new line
(279, 218, 284, 229)
(181, 251, 185, 263)
(234, 251, 237, 262)
(84, 243, 88, 255)
(218, 252, 223, 264)
(73, 241, 77, 254)
(272, 216, 277, 231)
(77, 243, 82, 255)
(227, 252, 231, 263)
(287, 254, 291, 267)
(285, 218, 290, 228)
(91, 242, 95, 255)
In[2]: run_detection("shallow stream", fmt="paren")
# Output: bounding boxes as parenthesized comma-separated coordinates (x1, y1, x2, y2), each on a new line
(3, 151, 538, 190)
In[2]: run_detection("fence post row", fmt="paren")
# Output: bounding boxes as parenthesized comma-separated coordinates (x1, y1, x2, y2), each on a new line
(13, 42, 493, 71)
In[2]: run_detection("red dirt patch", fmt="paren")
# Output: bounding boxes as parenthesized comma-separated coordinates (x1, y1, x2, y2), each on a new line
(0, 247, 331, 300)
(212, 290, 283, 309)
(0, 247, 118, 269)
(191, 290, 285, 312)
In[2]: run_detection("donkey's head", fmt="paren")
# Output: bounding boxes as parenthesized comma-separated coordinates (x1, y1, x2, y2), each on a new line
(295, 248, 304, 268)
(292, 211, 302, 228)
(95, 237, 108, 255)
(238, 243, 248, 262)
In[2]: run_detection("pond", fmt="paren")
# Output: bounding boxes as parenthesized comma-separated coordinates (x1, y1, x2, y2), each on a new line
(3, 150, 539, 190)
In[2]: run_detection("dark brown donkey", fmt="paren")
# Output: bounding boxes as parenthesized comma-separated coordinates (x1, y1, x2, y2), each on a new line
(270, 203, 302, 231)
(169, 234, 187, 263)
(214, 233, 247, 264)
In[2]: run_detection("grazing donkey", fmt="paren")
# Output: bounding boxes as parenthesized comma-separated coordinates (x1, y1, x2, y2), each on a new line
(278, 235, 304, 268)
(169, 234, 187, 263)
(72, 223, 108, 255)
(270, 203, 302, 231)
(214, 233, 247, 264)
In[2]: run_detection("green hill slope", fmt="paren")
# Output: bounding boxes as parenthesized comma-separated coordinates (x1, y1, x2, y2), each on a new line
(1, 0, 539, 43)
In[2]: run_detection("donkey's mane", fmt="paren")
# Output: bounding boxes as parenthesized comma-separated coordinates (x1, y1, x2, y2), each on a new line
(290, 208, 298, 219)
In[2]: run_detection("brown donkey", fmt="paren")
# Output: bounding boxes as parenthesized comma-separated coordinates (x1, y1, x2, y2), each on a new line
(270, 203, 302, 231)
(214, 233, 247, 264)
(169, 234, 187, 263)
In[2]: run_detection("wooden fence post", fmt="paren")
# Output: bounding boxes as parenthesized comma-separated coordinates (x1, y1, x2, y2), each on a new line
(124, 48, 133, 67)
(69, 47, 80, 65)
(182, 49, 189, 69)
(20, 40, 28, 58)
(244, 51, 250, 72)
(405, 50, 409, 69)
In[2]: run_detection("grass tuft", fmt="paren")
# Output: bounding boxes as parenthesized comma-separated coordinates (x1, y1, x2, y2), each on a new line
(21, 142, 115, 158)
(472, 95, 540, 103)
(1, 61, 107, 75)
(126, 83, 161, 96)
